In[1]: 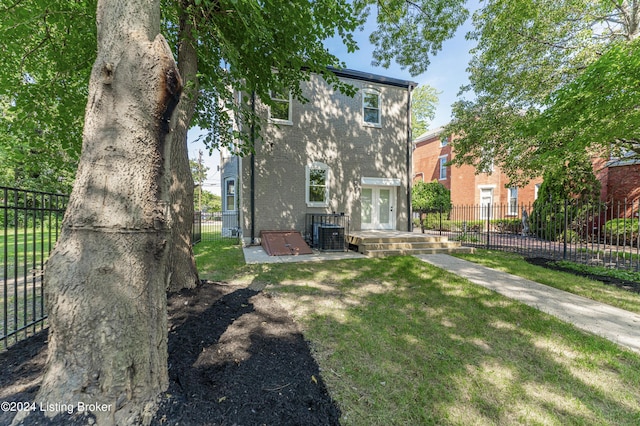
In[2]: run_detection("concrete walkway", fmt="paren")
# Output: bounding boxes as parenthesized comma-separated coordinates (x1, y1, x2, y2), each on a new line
(416, 254, 640, 355)
(243, 245, 366, 264)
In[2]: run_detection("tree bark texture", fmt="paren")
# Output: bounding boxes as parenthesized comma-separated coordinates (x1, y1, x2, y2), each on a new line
(167, 9, 199, 292)
(20, 1, 182, 424)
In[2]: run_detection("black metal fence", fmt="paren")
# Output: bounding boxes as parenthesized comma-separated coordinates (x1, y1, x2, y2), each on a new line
(305, 213, 350, 251)
(1, 186, 68, 349)
(416, 198, 640, 271)
(198, 211, 241, 242)
(0, 185, 237, 350)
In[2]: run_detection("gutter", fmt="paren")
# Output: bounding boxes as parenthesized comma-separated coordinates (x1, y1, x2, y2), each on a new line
(250, 91, 256, 244)
(406, 83, 416, 232)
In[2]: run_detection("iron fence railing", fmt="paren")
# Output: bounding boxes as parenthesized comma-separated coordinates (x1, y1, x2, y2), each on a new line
(305, 213, 350, 251)
(198, 211, 241, 242)
(1, 187, 233, 350)
(1, 186, 68, 349)
(415, 199, 640, 271)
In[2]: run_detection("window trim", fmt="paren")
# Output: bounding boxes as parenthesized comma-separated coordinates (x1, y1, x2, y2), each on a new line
(438, 155, 448, 180)
(305, 162, 330, 207)
(362, 88, 381, 127)
(268, 90, 292, 125)
(224, 177, 236, 212)
(508, 186, 518, 216)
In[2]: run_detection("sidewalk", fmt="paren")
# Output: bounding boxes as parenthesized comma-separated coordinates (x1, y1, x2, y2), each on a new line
(416, 254, 640, 355)
(243, 245, 366, 264)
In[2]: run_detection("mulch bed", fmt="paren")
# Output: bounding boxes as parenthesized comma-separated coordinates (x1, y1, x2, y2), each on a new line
(525, 257, 640, 293)
(0, 281, 340, 425)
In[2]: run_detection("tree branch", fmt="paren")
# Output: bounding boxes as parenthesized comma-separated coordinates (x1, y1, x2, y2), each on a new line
(20, 13, 52, 75)
(1, 0, 25, 13)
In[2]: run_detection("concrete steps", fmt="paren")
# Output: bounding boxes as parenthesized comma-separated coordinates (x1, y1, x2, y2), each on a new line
(347, 231, 473, 258)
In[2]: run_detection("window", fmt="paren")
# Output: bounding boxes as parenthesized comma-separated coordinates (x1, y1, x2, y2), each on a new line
(305, 162, 330, 207)
(224, 178, 236, 212)
(440, 136, 448, 147)
(439, 155, 448, 180)
(363, 89, 381, 126)
(268, 90, 292, 123)
(534, 183, 541, 200)
(508, 187, 518, 216)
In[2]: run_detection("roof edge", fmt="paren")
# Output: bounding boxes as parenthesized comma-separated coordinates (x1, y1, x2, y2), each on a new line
(327, 67, 418, 89)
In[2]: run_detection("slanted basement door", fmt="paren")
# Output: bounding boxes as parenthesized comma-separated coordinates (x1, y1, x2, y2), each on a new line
(261, 231, 313, 256)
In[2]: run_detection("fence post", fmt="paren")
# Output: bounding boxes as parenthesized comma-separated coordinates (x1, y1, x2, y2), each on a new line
(563, 199, 568, 260)
(486, 203, 491, 250)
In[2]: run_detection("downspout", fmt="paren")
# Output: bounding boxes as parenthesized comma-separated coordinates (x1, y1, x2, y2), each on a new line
(250, 91, 256, 244)
(406, 83, 415, 232)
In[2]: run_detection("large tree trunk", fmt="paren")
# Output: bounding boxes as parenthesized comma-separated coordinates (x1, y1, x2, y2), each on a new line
(17, 1, 181, 424)
(167, 7, 200, 292)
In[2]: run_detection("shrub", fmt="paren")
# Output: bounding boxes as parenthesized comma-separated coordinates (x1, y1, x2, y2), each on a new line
(412, 181, 451, 233)
(603, 218, 639, 245)
(492, 218, 522, 234)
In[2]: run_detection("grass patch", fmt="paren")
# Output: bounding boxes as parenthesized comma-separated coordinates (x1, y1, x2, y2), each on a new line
(194, 240, 640, 425)
(455, 250, 640, 315)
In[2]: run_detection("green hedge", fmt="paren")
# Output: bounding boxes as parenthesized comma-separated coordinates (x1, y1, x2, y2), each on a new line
(603, 218, 639, 244)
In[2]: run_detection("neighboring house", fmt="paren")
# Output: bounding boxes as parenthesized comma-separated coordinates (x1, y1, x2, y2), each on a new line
(593, 151, 640, 204)
(221, 69, 417, 246)
(412, 127, 542, 216)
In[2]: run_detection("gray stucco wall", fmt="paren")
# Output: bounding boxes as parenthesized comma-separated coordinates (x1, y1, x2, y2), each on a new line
(240, 73, 412, 243)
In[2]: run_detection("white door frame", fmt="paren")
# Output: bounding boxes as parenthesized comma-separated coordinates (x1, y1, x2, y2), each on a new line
(479, 185, 495, 220)
(361, 177, 399, 230)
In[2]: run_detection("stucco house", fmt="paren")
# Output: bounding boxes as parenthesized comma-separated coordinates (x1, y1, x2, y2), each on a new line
(221, 69, 417, 248)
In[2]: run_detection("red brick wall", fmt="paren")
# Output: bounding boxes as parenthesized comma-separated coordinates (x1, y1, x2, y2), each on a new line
(413, 132, 541, 208)
(413, 135, 451, 189)
(606, 164, 640, 202)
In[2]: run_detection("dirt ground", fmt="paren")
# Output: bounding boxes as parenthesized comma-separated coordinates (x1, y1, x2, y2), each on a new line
(0, 259, 637, 425)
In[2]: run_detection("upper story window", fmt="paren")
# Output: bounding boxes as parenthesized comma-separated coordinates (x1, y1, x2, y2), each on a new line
(268, 90, 292, 124)
(440, 136, 449, 147)
(439, 155, 448, 180)
(306, 162, 330, 207)
(362, 89, 381, 127)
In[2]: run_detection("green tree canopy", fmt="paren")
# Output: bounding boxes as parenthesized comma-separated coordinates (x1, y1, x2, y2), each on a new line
(412, 180, 451, 212)
(0, 0, 96, 192)
(1, 0, 471, 191)
(411, 84, 440, 137)
(447, 0, 640, 186)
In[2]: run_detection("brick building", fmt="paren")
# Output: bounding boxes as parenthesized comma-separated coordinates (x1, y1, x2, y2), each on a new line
(593, 153, 640, 203)
(413, 128, 640, 215)
(412, 127, 542, 216)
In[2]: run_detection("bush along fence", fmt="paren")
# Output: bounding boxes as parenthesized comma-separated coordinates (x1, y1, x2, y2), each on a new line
(415, 198, 640, 271)
(1, 186, 68, 349)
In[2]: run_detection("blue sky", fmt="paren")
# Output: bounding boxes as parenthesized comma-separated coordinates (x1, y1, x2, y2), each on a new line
(189, 3, 478, 194)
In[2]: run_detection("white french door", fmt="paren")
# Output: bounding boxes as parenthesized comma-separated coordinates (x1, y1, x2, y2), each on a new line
(361, 186, 396, 230)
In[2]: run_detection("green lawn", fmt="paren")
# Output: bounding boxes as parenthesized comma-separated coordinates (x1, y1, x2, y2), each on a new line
(1, 226, 60, 280)
(194, 240, 640, 425)
(455, 249, 640, 315)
